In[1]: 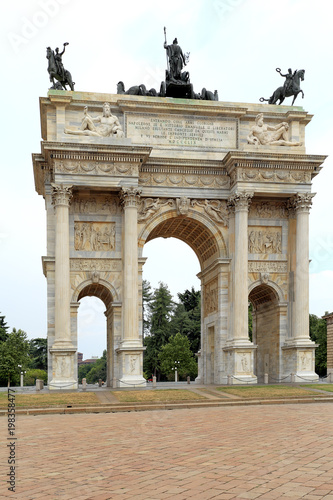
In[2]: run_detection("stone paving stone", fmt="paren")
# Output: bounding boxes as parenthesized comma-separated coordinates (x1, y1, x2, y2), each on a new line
(2, 403, 333, 498)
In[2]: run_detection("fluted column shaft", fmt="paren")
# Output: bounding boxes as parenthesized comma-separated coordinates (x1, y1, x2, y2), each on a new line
(229, 192, 253, 342)
(293, 193, 314, 341)
(52, 184, 73, 345)
(121, 188, 141, 343)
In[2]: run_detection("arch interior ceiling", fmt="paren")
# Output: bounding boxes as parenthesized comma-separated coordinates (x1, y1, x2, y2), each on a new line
(78, 283, 113, 308)
(146, 216, 218, 264)
(249, 284, 278, 307)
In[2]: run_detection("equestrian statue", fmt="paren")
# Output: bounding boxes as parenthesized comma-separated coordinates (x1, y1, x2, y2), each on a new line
(46, 42, 75, 91)
(260, 68, 305, 106)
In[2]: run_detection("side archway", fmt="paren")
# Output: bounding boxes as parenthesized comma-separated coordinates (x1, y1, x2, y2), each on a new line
(249, 282, 283, 383)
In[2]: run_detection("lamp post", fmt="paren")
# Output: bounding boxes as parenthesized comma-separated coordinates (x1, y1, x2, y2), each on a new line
(171, 361, 180, 383)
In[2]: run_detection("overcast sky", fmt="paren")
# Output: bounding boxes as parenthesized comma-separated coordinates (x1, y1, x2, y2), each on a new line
(1, 0, 333, 357)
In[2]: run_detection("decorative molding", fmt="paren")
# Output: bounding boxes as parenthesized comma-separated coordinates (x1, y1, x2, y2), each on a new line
(120, 187, 142, 208)
(55, 160, 137, 177)
(227, 191, 253, 213)
(191, 199, 228, 226)
(51, 183, 73, 207)
(249, 201, 288, 219)
(71, 195, 121, 215)
(70, 259, 121, 272)
(230, 168, 311, 186)
(248, 261, 288, 273)
(137, 198, 174, 222)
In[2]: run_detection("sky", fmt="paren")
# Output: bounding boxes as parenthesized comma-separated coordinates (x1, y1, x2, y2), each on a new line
(1, 0, 333, 358)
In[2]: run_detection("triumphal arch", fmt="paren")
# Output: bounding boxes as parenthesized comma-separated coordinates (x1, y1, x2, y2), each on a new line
(33, 89, 325, 389)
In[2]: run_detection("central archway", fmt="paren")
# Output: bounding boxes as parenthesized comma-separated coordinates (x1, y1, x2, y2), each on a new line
(139, 208, 228, 384)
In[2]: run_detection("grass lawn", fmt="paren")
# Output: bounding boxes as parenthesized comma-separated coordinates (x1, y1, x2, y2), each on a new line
(301, 384, 333, 393)
(0, 391, 100, 408)
(216, 385, 327, 399)
(112, 389, 206, 403)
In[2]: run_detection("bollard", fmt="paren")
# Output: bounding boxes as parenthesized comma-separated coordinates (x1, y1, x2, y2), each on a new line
(112, 377, 117, 388)
(187, 376, 190, 384)
(82, 378, 87, 391)
(98, 378, 102, 387)
(153, 376, 157, 388)
(264, 373, 269, 384)
(227, 375, 233, 385)
(36, 379, 44, 391)
(291, 373, 295, 383)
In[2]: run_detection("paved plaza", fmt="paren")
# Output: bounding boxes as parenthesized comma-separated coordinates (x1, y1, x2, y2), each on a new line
(2, 403, 333, 499)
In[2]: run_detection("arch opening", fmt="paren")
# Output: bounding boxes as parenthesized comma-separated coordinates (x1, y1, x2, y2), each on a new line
(249, 284, 281, 384)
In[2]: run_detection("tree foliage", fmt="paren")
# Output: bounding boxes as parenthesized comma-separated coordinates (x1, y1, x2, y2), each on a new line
(159, 332, 198, 380)
(28, 338, 48, 371)
(143, 282, 174, 379)
(0, 313, 9, 343)
(309, 314, 327, 376)
(79, 350, 107, 384)
(170, 287, 201, 353)
(0, 328, 30, 386)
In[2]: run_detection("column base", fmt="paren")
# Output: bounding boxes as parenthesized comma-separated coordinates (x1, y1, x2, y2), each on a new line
(223, 342, 257, 385)
(281, 343, 318, 382)
(115, 346, 146, 388)
(49, 347, 77, 391)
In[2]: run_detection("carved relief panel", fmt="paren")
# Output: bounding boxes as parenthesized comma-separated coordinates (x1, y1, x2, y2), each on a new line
(74, 222, 116, 251)
(204, 278, 218, 317)
(248, 226, 282, 254)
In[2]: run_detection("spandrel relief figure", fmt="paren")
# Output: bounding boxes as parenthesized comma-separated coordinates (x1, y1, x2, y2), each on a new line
(247, 113, 301, 147)
(65, 103, 124, 138)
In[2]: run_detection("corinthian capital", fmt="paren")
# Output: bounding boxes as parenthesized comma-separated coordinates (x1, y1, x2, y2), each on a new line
(120, 187, 142, 209)
(51, 184, 73, 207)
(227, 191, 253, 213)
(290, 192, 316, 213)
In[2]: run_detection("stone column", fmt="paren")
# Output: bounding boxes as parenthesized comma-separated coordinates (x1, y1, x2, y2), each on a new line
(224, 192, 256, 384)
(120, 187, 142, 345)
(229, 192, 253, 343)
(293, 193, 315, 342)
(282, 193, 318, 382)
(116, 187, 146, 387)
(49, 184, 77, 390)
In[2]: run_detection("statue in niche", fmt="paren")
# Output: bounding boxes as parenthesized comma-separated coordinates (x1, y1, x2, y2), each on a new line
(46, 43, 75, 91)
(260, 68, 305, 106)
(247, 113, 301, 147)
(64, 103, 124, 138)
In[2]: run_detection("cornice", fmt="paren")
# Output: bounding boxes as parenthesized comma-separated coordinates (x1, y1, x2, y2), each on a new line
(222, 150, 327, 173)
(41, 141, 152, 164)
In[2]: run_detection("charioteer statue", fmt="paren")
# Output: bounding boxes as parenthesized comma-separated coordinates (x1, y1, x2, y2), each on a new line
(117, 30, 218, 101)
(260, 67, 305, 106)
(46, 42, 75, 91)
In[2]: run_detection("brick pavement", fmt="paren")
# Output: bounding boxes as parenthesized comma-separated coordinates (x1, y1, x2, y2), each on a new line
(1, 403, 333, 499)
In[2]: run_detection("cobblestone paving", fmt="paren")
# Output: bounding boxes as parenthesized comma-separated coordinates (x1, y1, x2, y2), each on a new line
(2, 403, 333, 499)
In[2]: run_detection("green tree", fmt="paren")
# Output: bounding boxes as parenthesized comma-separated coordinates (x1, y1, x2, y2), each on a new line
(143, 282, 174, 379)
(28, 338, 48, 371)
(85, 350, 107, 384)
(309, 313, 327, 376)
(170, 288, 201, 353)
(25, 369, 47, 386)
(78, 362, 95, 383)
(142, 279, 153, 339)
(159, 332, 198, 381)
(0, 328, 30, 386)
(0, 313, 9, 343)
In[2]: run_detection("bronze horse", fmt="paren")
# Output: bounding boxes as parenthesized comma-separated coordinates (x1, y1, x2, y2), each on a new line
(260, 69, 305, 106)
(46, 47, 75, 91)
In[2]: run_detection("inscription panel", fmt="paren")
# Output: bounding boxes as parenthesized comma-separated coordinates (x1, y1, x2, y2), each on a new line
(125, 113, 237, 150)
